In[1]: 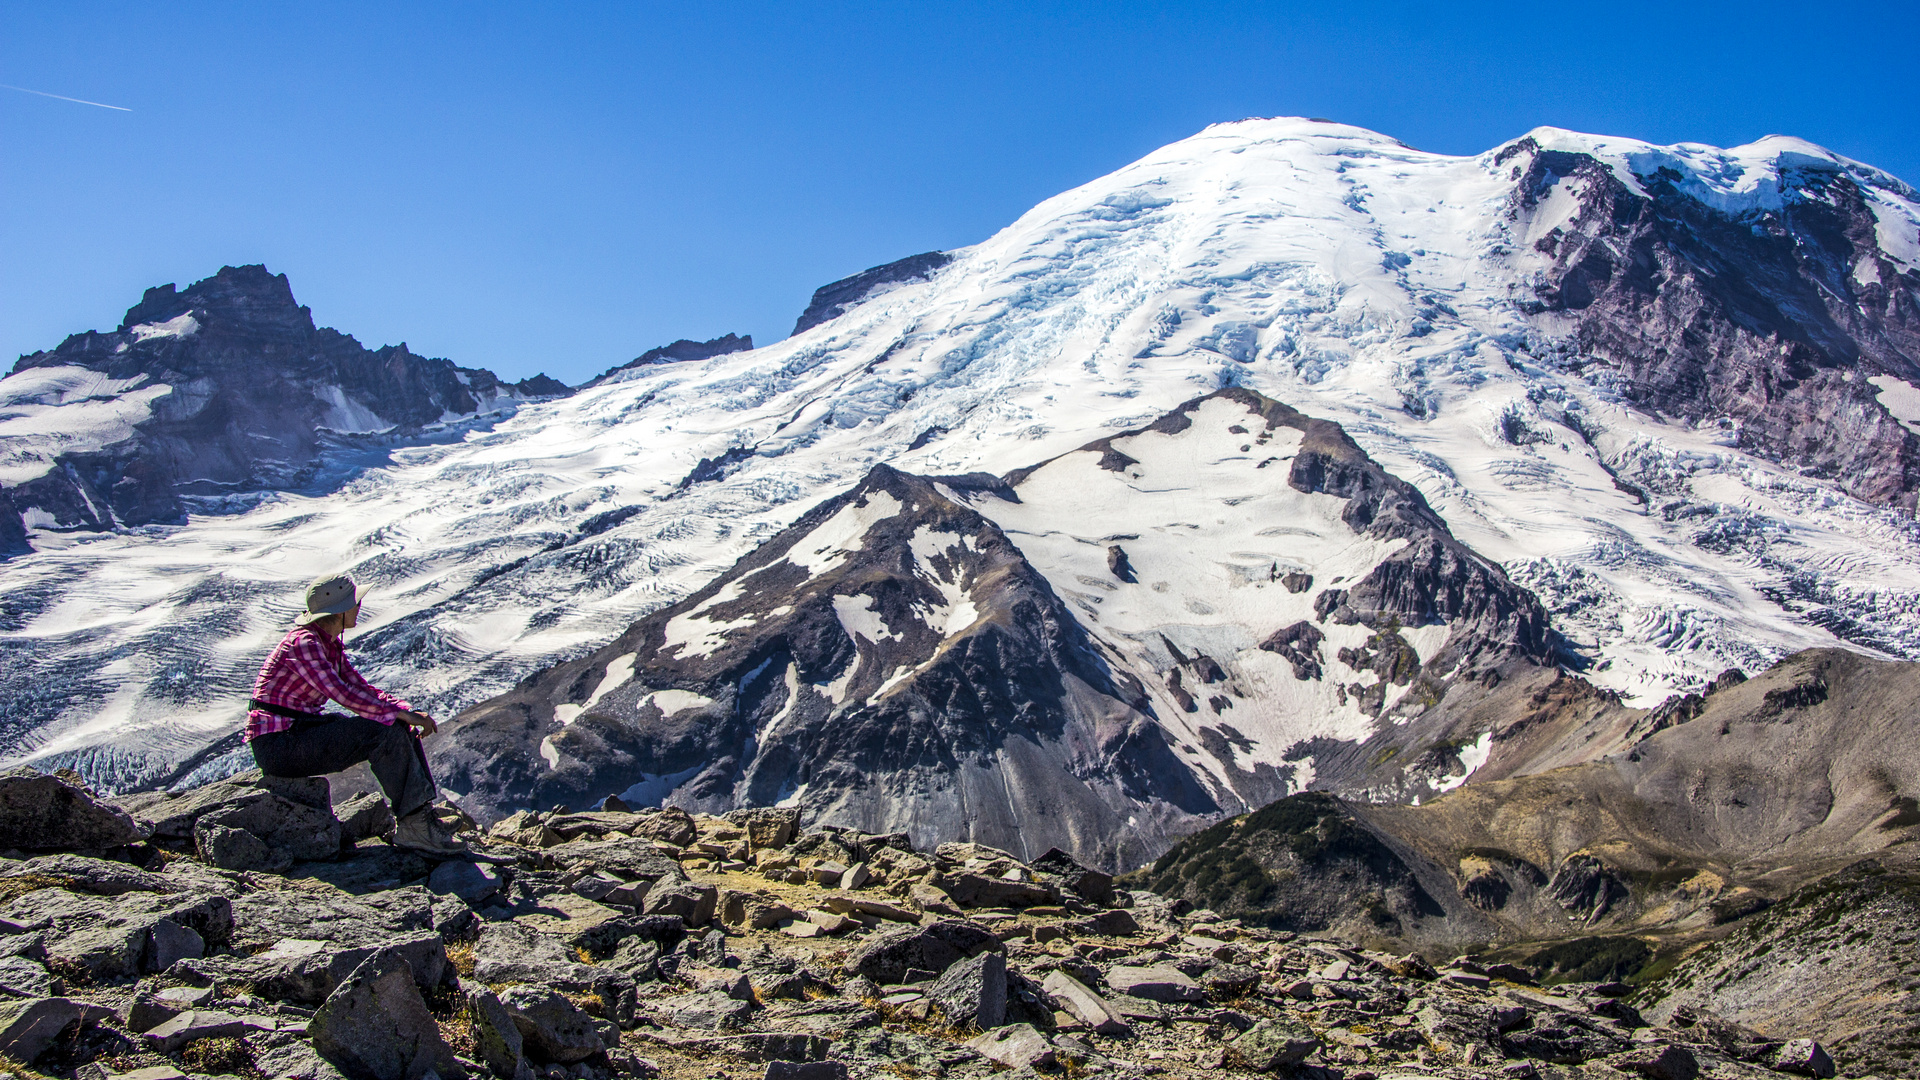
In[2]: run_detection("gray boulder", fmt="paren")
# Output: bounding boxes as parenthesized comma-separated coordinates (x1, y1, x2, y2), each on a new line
(0, 770, 143, 851)
(844, 920, 999, 984)
(139, 1008, 277, 1053)
(180, 931, 448, 1005)
(0, 996, 112, 1063)
(1038, 971, 1129, 1035)
(460, 980, 529, 1080)
(472, 922, 634, 1023)
(498, 985, 603, 1063)
(0, 957, 57, 999)
(1105, 964, 1204, 1003)
(964, 1024, 1055, 1069)
(311, 949, 465, 1080)
(3, 887, 231, 980)
(335, 792, 395, 844)
(927, 951, 1006, 1029)
(1772, 1039, 1836, 1079)
(427, 860, 505, 905)
(657, 989, 754, 1031)
(1224, 1017, 1321, 1070)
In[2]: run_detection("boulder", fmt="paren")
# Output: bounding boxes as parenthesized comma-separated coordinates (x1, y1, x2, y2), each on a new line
(762, 1063, 847, 1080)
(498, 985, 603, 1063)
(965, 1024, 1056, 1069)
(1039, 971, 1129, 1035)
(146, 918, 204, 971)
(940, 873, 1053, 908)
(1073, 909, 1139, 937)
(335, 792, 395, 844)
(193, 789, 342, 869)
(0, 770, 143, 850)
(1106, 964, 1204, 1003)
(720, 890, 801, 930)
(0, 996, 112, 1063)
(845, 920, 999, 984)
(1608, 1044, 1700, 1080)
(1224, 1017, 1321, 1070)
(725, 808, 800, 851)
(1771, 1039, 1836, 1079)
(642, 882, 718, 926)
(311, 949, 465, 1080)
(180, 931, 448, 1004)
(471, 922, 634, 1023)
(427, 861, 505, 905)
(460, 980, 526, 1080)
(0, 957, 58, 999)
(657, 990, 754, 1031)
(4, 887, 232, 980)
(1029, 848, 1115, 907)
(139, 1009, 275, 1053)
(1201, 961, 1260, 998)
(927, 951, 1006, 1029)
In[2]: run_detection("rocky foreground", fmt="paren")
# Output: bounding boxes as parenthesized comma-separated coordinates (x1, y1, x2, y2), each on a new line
(0, 768, 1860, 1080)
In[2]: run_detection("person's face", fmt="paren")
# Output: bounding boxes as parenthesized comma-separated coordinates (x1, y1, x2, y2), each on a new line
(343, 604, 361, 630)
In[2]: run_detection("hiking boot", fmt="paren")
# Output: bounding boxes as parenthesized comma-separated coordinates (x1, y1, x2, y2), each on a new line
(393, 808, 469, 857)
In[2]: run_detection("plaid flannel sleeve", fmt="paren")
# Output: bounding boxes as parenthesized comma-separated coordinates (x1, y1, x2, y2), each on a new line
(284, 634, 411, 724)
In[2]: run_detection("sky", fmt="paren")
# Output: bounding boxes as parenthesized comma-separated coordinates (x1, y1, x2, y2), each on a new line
(3, 2, 1916, 388)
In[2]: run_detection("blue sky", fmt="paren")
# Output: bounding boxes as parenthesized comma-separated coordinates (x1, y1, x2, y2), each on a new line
(3, 2, 1915, 386)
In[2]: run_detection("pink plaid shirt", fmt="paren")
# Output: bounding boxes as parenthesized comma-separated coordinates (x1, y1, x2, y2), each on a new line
(245, 627, 411, 741)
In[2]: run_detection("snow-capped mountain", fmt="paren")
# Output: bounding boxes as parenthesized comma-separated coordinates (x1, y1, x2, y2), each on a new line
(4, 118, 1919, 835)
(0, 264, 568, 550)
(434, 388, 1553, 864)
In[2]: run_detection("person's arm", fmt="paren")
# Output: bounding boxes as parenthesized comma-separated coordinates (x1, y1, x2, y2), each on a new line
(283, 633, 411, 723)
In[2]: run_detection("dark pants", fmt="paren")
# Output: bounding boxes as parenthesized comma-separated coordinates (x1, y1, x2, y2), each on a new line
(250, 715, 437, 820)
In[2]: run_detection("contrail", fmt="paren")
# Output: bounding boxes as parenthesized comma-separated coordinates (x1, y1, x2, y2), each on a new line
(0, 83, 131, 112)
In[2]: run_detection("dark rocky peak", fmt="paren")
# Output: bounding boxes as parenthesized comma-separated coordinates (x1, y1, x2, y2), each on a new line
(435, 458, 1212, 868)
(1496, 137, 1920, 509)
(589, 333, 754, 386)
(791, 251, 953, 336)
(117, 264, 315, 338)
(1, 265, 570, 548)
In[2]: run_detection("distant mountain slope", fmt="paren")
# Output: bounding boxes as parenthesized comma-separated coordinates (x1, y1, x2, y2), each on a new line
(1133, 646, 1920, 1070)
(4, 118, 1919, 800)
(434, 389, 1557, 866)
(0, 264, 567, 548)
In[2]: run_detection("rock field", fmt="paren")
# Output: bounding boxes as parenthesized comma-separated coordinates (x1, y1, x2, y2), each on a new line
(0, 767, 1861, 1080)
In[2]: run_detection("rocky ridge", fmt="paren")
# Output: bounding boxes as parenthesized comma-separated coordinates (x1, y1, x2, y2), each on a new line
(432, 389, 1556, 866)
(1136, 648, 1920, 1072)
(0, 766, 1860, 1080)
(0, 265, 569, 550)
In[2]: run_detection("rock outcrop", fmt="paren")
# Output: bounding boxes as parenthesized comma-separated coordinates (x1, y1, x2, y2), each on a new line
(0, 763, 1867, 1080)
(586, 334, 754, 387)
(0, 265, 568, 548)
(790, 252, 953, 336)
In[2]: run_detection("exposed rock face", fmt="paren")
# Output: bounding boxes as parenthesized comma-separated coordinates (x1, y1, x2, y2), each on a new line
(587, 333, 754, 386)
(0, 264, 568, 548)
(1499, 137, 1920, 509)
(435, 389, 1554, 867)
(790, 252, 953, 336)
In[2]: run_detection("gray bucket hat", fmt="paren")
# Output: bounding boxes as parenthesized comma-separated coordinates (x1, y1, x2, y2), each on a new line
(295, 573, 365, 626)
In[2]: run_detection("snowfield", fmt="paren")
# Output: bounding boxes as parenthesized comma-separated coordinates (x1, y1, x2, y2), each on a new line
(5, 116, 1920, 791)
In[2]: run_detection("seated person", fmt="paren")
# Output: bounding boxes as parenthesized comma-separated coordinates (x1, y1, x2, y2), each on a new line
(244, 572, 465, 856)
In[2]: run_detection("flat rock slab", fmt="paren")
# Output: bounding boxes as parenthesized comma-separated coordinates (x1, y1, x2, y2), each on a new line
(1040, 971, 1129, 1035)
(965, 1024, 1056, 1069)
(763, 1063, 848, 1080)
(1106, 963, 1204, 1003)
(0, 996, 113, 1062)
(139, 1009, 280, 1053)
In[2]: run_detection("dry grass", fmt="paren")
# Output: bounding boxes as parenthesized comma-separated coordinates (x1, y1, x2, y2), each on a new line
(446, 940, 477, 978)
(0, 1054, 44, 1080)
(0, 874, 70, 905)
(178, 1036, 257, 1078)
(574, 946, 595, 964)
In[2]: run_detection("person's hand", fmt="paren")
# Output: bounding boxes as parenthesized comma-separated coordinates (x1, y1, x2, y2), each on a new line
(402, 711, 438, 736)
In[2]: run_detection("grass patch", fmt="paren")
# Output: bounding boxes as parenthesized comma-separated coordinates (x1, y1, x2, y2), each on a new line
(1524, 936, 1653, 984)
(178, 1037, 257, 1078)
